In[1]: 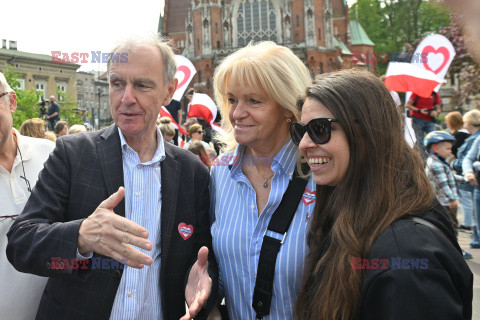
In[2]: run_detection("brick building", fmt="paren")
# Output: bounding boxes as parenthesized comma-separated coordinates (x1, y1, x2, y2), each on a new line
(160, 0, 375, 97)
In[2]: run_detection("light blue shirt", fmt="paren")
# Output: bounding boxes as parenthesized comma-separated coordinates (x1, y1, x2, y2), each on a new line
(109, 127, 165, 320)
(462, 131, 480, 175)
(210, 139, 316, 320)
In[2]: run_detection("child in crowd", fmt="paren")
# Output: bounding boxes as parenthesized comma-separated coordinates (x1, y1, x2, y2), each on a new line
(424, 131, 469, 229)
(424, 131, 473, 259)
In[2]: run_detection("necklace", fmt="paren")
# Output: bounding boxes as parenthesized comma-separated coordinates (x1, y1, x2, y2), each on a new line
(255, 165, 274, 188)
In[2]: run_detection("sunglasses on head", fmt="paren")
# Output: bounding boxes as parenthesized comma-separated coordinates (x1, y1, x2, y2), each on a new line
(290, 118, 338, 146)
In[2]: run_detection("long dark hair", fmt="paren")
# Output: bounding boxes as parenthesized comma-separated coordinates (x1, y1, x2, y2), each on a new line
(295, 69, 434, 320)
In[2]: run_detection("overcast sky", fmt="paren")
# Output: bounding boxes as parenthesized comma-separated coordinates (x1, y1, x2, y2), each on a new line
(0, 0, 165, 72)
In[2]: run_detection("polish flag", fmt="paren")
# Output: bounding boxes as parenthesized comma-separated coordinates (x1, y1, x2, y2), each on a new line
(159, 107, 188, 135)
(187, 93, 218, 125)
(384, 62, 444, 98)
(178, 136, 185, 148)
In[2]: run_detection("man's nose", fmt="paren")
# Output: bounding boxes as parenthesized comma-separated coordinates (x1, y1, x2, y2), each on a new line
(122, 84, 136, 105)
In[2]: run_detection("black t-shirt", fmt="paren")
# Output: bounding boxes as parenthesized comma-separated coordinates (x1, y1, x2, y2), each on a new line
(164, 99, 181, 123)
(48, 102, 60, 121)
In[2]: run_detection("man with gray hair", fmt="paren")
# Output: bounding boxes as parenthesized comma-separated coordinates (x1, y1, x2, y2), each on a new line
(0, 72, 55, 319)
(7, 36, 217, 320)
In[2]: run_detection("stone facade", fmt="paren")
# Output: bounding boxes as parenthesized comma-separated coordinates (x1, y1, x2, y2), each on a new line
(0, 44, 79, 102)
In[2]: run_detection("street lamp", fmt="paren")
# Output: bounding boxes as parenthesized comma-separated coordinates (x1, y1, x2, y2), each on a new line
(97, 87, 102, 130)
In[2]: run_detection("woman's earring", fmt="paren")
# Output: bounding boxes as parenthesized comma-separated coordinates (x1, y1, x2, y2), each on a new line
(287, 118, 292, 123)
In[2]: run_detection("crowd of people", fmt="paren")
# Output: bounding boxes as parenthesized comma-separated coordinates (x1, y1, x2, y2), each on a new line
(0, 33, 475, 320)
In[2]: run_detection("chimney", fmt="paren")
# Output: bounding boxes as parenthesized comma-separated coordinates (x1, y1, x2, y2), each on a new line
(2, 39, 6, 49)
(9, 41, 17, 50)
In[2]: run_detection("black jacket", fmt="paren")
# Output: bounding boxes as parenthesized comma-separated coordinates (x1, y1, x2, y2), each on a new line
(357, 202, 473, 320)
(7, 124, 218, 320)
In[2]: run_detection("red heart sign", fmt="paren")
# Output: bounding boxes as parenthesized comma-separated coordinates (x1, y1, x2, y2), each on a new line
(422, 46, 450, 75)
(178, 223, 194, 240)
(176, 65, 192, 90)
(301, 188, 316, 206)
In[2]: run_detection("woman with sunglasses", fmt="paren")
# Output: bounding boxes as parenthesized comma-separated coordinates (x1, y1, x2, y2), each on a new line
(292, 69, 472, 320)
(210, 41, 314, 319)
(185, 123, 216, 156)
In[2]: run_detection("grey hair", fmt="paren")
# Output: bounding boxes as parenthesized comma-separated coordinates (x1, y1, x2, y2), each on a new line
(107, 34, 177, 85)
(0, 72, 13, 102)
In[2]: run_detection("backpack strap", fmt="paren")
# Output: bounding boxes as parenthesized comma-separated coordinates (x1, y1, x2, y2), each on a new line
(252, 168, 309, 319)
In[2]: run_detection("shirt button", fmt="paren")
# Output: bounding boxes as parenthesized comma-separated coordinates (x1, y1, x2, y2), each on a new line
(254, 274, 257, 279)
(135, 192, 140, 197)
(250, 205, 255, 210)
(128, 291, 133, 297)
(137, 164, 141, 169)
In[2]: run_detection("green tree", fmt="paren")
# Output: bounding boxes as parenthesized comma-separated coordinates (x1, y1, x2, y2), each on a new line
(4, 65, 43, 129)
(351, 0, 451, 74)
(4, 65, 82, 129)
(56, 89, 82, 126)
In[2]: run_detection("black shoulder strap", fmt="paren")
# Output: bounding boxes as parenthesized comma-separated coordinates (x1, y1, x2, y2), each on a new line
(252, 168, 309, 319)
(410, 217, 454, 246)
(413, 95, 421, 106)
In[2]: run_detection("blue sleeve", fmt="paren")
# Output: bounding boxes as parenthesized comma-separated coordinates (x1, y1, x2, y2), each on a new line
(463, 136, 480, 174)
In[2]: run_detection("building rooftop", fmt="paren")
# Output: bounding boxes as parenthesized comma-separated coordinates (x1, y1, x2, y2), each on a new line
(0, 48, 80, 68)
(349, 20, 375, 46)
(334, 37, 352, 55)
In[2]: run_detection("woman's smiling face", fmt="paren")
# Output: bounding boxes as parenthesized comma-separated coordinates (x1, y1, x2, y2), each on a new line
(298, 98, 350, 187)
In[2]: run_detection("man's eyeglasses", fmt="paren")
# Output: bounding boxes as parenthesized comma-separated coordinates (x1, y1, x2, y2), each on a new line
(0, 92, 9, 99)
(197, 131, 204, 134)
(290, 118, 339, 146)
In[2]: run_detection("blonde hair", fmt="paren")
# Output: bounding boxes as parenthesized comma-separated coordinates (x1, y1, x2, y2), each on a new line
(463, 109, 480, 126)
(20, 118, 45, 138)
(188, 123, 203, 136)
(157, 116, 175, 137)
(44, 131, 57, 142)
(213, 41, 311, 151)
(69, 124, 88, 134)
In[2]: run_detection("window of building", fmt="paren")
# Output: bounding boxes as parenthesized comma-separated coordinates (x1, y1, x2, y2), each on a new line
(236, 0, 277, 47)
(35, 82, 47, 100)
(318, 28, 322, 40)
(217, 41, 221, 48)
(296, 15, 299, 27)
(215, 23, 218, 34)
(17, 79, 25, 91)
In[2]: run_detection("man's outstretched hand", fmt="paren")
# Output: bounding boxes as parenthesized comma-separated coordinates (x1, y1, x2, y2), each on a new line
(77, 187, 153, 269)
(181, 246, 212, 320)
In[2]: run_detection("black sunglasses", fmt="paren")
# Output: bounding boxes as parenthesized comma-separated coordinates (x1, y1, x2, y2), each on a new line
(290, 118, 338, 146)
(196, 131, 203, 134)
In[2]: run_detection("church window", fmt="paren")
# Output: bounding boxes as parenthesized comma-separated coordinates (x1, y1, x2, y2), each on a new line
(236, 0, 277, 47)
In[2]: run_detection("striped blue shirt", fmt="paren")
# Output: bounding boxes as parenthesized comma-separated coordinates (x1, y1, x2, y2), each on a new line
(210, 139, 316, 320)
(109, 127, 165, 320)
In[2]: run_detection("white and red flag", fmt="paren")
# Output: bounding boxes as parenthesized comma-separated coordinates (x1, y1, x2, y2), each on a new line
(159, 107, 188, 135)
(187, 93, 218, 124)
(384, 62, 444, 98)
(173, 55, 196, 102)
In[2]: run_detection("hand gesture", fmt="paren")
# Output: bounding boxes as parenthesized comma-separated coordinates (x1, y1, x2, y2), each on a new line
(180, 247, 212, 320)
(77, 187, 153, 269)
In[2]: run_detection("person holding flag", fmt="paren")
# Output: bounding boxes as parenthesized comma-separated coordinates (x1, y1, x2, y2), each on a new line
(406, 90, 442, 146)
